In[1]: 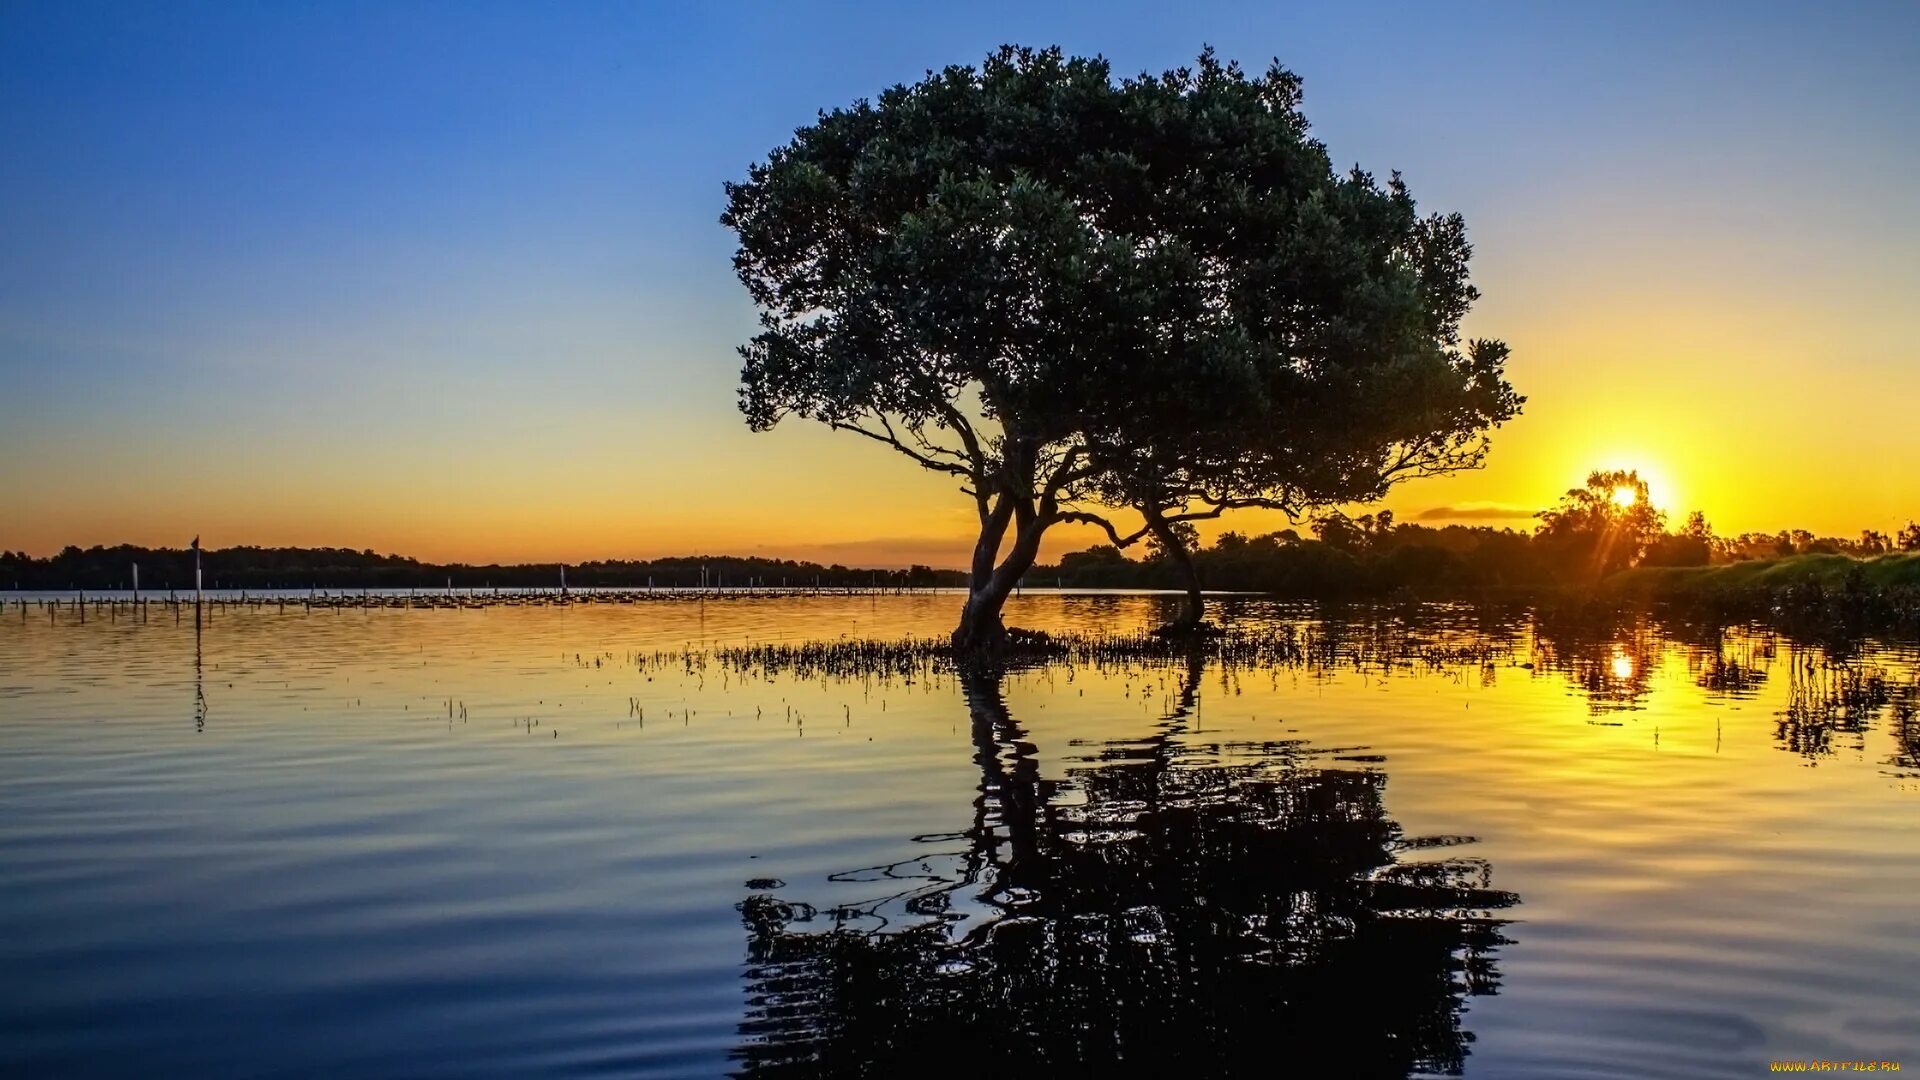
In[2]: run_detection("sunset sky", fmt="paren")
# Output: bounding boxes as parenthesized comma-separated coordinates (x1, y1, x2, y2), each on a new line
(3, 2, 1916, 567)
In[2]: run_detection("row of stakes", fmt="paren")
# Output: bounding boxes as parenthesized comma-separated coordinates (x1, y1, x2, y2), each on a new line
(5, 582, 955, 621)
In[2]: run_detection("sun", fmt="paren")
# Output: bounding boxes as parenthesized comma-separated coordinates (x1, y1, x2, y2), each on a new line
(1585, 453, 1676, 511)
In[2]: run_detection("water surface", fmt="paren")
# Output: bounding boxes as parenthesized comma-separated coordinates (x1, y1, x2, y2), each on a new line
(2, 593, 1916, 1077)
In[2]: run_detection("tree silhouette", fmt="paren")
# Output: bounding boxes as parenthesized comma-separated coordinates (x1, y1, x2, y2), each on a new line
(1534, 469, 1667, 580)
(1644, 509, 1714, 567)
(723, 46, 1520, 649)
(731, 661, 1517, 1076)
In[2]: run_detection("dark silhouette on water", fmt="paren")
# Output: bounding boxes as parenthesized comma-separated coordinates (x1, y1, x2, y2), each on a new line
(723, 46, 1520, 649)
(193, 601, 206, 735)
(730, 658, 1517, 1077)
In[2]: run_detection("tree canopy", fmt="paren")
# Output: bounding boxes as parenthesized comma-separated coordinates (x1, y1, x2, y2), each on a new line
(723, 45, 1520, 647)
(1534, 469, 1668, 579)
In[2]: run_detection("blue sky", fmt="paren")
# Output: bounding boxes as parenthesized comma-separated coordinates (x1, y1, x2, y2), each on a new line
(3, 1, 1916, 562)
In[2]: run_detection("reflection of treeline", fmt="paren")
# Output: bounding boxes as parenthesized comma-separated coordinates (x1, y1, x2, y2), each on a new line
(0, 545, 967, 591)
(1522, 609, 1920, 774)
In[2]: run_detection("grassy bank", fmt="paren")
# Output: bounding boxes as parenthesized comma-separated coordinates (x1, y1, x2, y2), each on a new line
(1606, 552, 1920, 599)
(1601, 553, 1920, 634)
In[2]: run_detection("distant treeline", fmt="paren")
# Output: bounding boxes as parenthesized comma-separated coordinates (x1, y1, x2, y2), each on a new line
(1032, 508, 1920, 599)
(8, 495, 1917, 598)
(0, 545, 967, 591)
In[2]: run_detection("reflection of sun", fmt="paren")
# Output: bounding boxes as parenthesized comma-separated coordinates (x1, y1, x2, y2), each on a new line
(1610, 651, 1635, 680)
(1610, 485, 1638, 508)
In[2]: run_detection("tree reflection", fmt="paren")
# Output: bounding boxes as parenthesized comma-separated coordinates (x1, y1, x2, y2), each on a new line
(1692, 646, 1770, 697)
(1775, 652, 1910, 761)
(1644, 621, 1776, 699)
(731, 657, 1517, 1077)
(1529, 610, 1658, 712)
(1888, 686, 1920, 777)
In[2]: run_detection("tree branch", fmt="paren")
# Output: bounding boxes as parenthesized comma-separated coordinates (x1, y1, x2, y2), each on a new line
(829, 419, 974, 479)
(1037, 444, 1094, 517)
(1054, 510, 1151, 549)
(1168, 494, 1308, 525)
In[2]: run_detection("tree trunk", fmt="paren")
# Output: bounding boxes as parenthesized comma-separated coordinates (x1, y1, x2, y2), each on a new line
(954, 497, 1017, 651)
(1145, 510, 1205, 632)
(953, 588, 1012, 651)
(952, 512, 1049, 652)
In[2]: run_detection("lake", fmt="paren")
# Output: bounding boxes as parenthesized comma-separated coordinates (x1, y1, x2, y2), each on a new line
(2, 592, 1916, 1077)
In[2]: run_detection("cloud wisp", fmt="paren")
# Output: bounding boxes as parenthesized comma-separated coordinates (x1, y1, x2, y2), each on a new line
(1414, 504, 1539, 522)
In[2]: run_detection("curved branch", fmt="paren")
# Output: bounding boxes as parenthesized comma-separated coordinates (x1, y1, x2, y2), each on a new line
(829, 420, 974, 479)
(934, 399, 987, 468)
(1037, 444, 1096, 517)
(1168, 495, 1308, 525)
(1054, 510, 1151, 549)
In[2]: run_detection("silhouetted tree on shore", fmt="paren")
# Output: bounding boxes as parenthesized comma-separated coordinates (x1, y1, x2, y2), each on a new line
(1533, 470, 1666, 581)
(723, 46, 1518, 649)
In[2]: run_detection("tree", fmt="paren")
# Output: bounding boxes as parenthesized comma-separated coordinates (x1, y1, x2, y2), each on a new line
(1644, 509, 1713, 567)
(1681, 510, 1713, 542)
(1076, 180, 1516, 630)
(724, 46, 1518, 649)
(1534, 470, 1668, 579)
(1312, 513, 1369, 553)
(1900, 522, 1920, 551)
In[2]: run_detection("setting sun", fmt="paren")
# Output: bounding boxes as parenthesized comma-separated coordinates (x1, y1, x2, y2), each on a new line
(1611, 485, 1639, 509)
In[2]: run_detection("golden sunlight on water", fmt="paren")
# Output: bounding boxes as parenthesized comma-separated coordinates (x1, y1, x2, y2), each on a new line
(1, 593, 1916, 1077)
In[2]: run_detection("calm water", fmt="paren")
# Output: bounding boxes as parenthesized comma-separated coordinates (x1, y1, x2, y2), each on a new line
(2, 594, 1917, 1078)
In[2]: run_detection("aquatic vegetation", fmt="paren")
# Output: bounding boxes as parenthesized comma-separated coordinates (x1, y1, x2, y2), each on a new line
(693, 624, 1516, 686)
